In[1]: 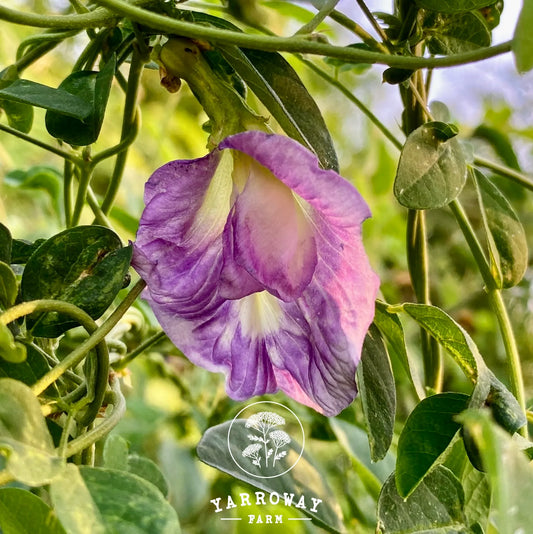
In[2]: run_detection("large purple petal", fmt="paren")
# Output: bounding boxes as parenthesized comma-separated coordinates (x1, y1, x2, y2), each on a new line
(133, 131, 380, 416)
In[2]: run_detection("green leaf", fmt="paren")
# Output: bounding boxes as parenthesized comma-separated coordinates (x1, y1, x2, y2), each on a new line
(103, 434, 129, 471)
(45, 55, 116, 146)
(462, 462, 490, 531)
(0, 99, 34, 133)
(0, 344, 50, 385)
(0, 79, 91, 119)
(415, 0, 497, 14)
(197, 420, 343, 533)
(0, 223, 11, 264)
(394, 122, 467, 209)
(0, 261, 17, 310)
(80, 467, 181, 533)
(396, 392, 470, 498)
(50, 464, 106, 534)
(11, 238, 46, 264)
(357, 324, 396, 462)
(459, 410, 533, 534)
(127, 455, 170, 498)
(21, 226, 132, 337)
(401, 303, 526, 432)
(402, 303, 482, 381)
(374, 301, 424, 399)
(474, 170, 528, 288)
(5, 166, 62, 218)
(513, 0, 533, 73)
(377, 465, 468, 533)
(0, 378, 63, 485)
(329, 418, 395, 499)
(425, 11, 491, 55)
(219, 46, 339, 171)
(0, 487, 67, 534)
(0, 323, 27, 364)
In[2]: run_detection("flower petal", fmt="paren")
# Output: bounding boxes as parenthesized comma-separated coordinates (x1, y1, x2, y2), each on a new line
(222, 153, 318, 301)
(132, 149, 233, 316)
(134, 131, 380, 416)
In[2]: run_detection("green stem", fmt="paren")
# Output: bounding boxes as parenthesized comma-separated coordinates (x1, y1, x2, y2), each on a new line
(16, 29, 79, 62)
(449, 199, 527, 437)
(299, 57, 403, 150)
(488, 291, 527, 437)
(0, 300, 109, 425)
(86, 187, 114, 228)
(326, 9, 387, 52)
(295, 0, 340, 35)
(355, 0, 390, 45)
(407, 210, 442, 392)
(28, 281, 145, 396)
(474, 155, 533, 193)
(113, 329, 166, 370)
(71, 157, 94, 227)
(64, 160, 74, 227)
(4, 0, 510, 68)
(63, 376, 126, 458)
(0, 122, 82, 164)
(448, 199, 495, 289)
(92, 112, 140, 166)
(100, 46, 144, 215)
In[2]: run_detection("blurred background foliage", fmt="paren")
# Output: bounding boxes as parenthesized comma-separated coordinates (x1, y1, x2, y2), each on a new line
(1, 0, 533, 532)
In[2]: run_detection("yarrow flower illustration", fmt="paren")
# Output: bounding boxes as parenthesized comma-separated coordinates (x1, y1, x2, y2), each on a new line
(132, 130, 380, 416)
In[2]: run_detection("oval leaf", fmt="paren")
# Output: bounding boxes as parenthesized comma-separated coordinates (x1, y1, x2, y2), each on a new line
(0, 487, 67, 534)
(21, 226, 132, 338)
(396, 392, 470, 498)
(394, 122, 467, 209)
(357, 324, 396, 462)
(197, 419, 343, 533)
(377, 465, 467, 533)
(474, 170, 528, 288)
(45, 55, 115, 146)
(79, 466, 181, 534)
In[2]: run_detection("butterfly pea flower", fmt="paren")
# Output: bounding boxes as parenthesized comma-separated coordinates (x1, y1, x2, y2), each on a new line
(132, 131, 379, 416)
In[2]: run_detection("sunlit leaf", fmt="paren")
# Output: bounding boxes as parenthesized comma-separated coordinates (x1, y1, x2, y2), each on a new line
(377, 465, 467, 533)
(0, 378, 63, 486)
(394, 122, 467, 209)
(197, 419, 343, 533)
(474, 169, 528, 288)
(0, 488, 67, 534)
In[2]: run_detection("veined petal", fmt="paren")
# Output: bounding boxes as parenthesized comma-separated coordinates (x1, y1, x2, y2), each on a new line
(134, 131, 380, 416)
(132, 149, 233, 315)
(224, 153, 318, 301)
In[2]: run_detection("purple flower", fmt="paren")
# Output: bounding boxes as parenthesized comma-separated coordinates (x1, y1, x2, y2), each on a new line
(132, 131, 379, 416)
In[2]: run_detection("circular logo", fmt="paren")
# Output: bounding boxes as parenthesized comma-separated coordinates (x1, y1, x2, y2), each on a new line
(227, 401, 305, 479)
